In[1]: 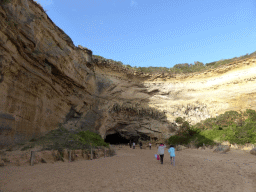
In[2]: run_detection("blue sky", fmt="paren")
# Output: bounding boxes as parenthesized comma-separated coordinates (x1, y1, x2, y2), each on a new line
(36, 0, 256, 68)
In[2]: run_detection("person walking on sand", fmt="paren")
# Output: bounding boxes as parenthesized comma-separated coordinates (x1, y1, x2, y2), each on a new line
(149, 142, 152, 150)
(133, 142, 136, 149)
(129, 140, 132, 148)
(168, 145, 175, 166)
(139, 141, 142, 149)
(158, 143, 166, 164)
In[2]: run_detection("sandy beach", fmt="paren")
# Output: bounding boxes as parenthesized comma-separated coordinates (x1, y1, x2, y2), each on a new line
(0, 146, 256, 192)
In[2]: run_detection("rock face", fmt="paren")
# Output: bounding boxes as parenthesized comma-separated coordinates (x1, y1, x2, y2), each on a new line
(0, 159, 5, 166)
(176, 145, 188, 151)
(250, 148, 256, 155)
(213, 145, 230, 153)
(0, 0, 96, 147)
(1, 0, 256, 148)
(0, 148, 112, 166)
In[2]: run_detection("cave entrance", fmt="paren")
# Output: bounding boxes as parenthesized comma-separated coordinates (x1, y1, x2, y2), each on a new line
(104, 132, 130, 145)
(139, 134, 151, 141)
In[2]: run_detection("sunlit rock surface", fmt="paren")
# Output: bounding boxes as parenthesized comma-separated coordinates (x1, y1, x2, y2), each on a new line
(1, 0, 256, 147)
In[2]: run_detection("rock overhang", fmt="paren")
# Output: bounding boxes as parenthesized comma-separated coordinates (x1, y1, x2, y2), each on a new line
(1, 0, 256, 147)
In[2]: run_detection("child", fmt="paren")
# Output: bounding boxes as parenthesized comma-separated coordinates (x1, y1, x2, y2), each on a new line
(168, 145, 175, 166)
(149, 143, 152, 150)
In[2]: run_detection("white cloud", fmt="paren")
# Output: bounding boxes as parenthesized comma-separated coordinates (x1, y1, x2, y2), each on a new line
(130, 0, 138, 7)
(35, 0, 54, 7)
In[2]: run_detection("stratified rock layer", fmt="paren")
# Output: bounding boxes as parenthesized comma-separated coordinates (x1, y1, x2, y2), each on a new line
(1, 0, 256, 147)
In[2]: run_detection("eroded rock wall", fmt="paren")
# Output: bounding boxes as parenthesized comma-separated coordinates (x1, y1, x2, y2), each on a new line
(0, 0, 97, 146)
(1, 0, 256, 147)
(142, 58, 256, 124)
(93, 58, 256, 140)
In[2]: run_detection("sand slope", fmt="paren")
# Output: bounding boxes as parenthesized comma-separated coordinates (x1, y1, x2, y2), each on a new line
(1, 146, 256, 192)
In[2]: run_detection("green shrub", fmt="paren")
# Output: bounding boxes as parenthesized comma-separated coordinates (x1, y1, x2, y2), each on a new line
(245, 109, 256, 121)
(27, 126, 109, 150)
(232, 120, 256, 144)
(92, 50, 256, 75)
(168, 135, 190, 145)
(205, 61, 217, 67)
(194, 122, 205, 130)
(169, 109, 256, 147)
(193, 134, 216, 147)
(179, 121, 190, 135)
(72, 131, 109, 147)
(175, 117, 184, 124)
(203, 118, 217, 129)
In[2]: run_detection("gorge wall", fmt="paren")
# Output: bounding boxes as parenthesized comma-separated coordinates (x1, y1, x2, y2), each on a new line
(1, 0, 256, 147)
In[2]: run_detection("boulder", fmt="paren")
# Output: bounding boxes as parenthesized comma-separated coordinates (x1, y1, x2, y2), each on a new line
(17, 152, 30, 166)
(95, 149, 104, 158)
(52, 150, 64, 162)
(250, 148, 256, 155)
(176, 145, 187, 151)
(2, 153, 29, 166)
(33, 154, 43, 165)
(221, 141, 231, 146)
(41, 158, 47, 163)
(74, 149, 84, 160)
(63, 149, 69, 160)
(82, 150, 90, 160)
(213, 145, 230, 153)
(230, 144, 238, 149)
(242, 144, 255, 151)
(207, 145, 214, 149)
(37, 151, 55, 163)
(0, 159, 5, 167)
(188, 143, 197, 149)
(83, 152, 90, 160)
(1, 157, 10, 163)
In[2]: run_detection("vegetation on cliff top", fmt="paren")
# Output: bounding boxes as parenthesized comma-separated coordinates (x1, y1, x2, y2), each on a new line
(168, 109, 256, 147)
(93, 51, 256, 75)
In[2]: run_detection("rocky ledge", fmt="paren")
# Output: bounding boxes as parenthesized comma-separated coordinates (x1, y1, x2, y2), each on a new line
(1, 0, 256, 148)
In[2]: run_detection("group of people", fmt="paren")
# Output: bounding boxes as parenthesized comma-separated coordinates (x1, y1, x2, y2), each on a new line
(158, 143, 175, 165)
(129, 141, 152, 150)
(128, 141, 175, 165)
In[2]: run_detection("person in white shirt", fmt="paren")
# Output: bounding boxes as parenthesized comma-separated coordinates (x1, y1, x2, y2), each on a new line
(149, 143, 152, 150)
(133, 142, 135, 149)
(157, 143, 166, 164)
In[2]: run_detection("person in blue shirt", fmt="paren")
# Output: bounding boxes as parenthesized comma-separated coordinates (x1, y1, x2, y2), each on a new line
(168, 145, 175, 166)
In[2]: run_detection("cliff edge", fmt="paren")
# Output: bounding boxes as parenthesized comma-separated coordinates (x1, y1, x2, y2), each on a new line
(1, 0, 256, 147)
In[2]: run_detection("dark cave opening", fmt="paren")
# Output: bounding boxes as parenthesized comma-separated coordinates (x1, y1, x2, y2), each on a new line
(104, 132, 131, 144)
(139, 134, 151, 141)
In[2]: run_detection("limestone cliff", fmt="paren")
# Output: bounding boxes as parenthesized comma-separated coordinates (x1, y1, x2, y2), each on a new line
(1, 0, 256, 148)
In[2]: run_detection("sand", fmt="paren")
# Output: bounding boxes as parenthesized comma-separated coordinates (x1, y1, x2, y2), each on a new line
(0, 146, 256, 192)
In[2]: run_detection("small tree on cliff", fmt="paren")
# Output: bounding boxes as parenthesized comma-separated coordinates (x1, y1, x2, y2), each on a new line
(177, 121, 189, 136)
(175, 117, 184, 124)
